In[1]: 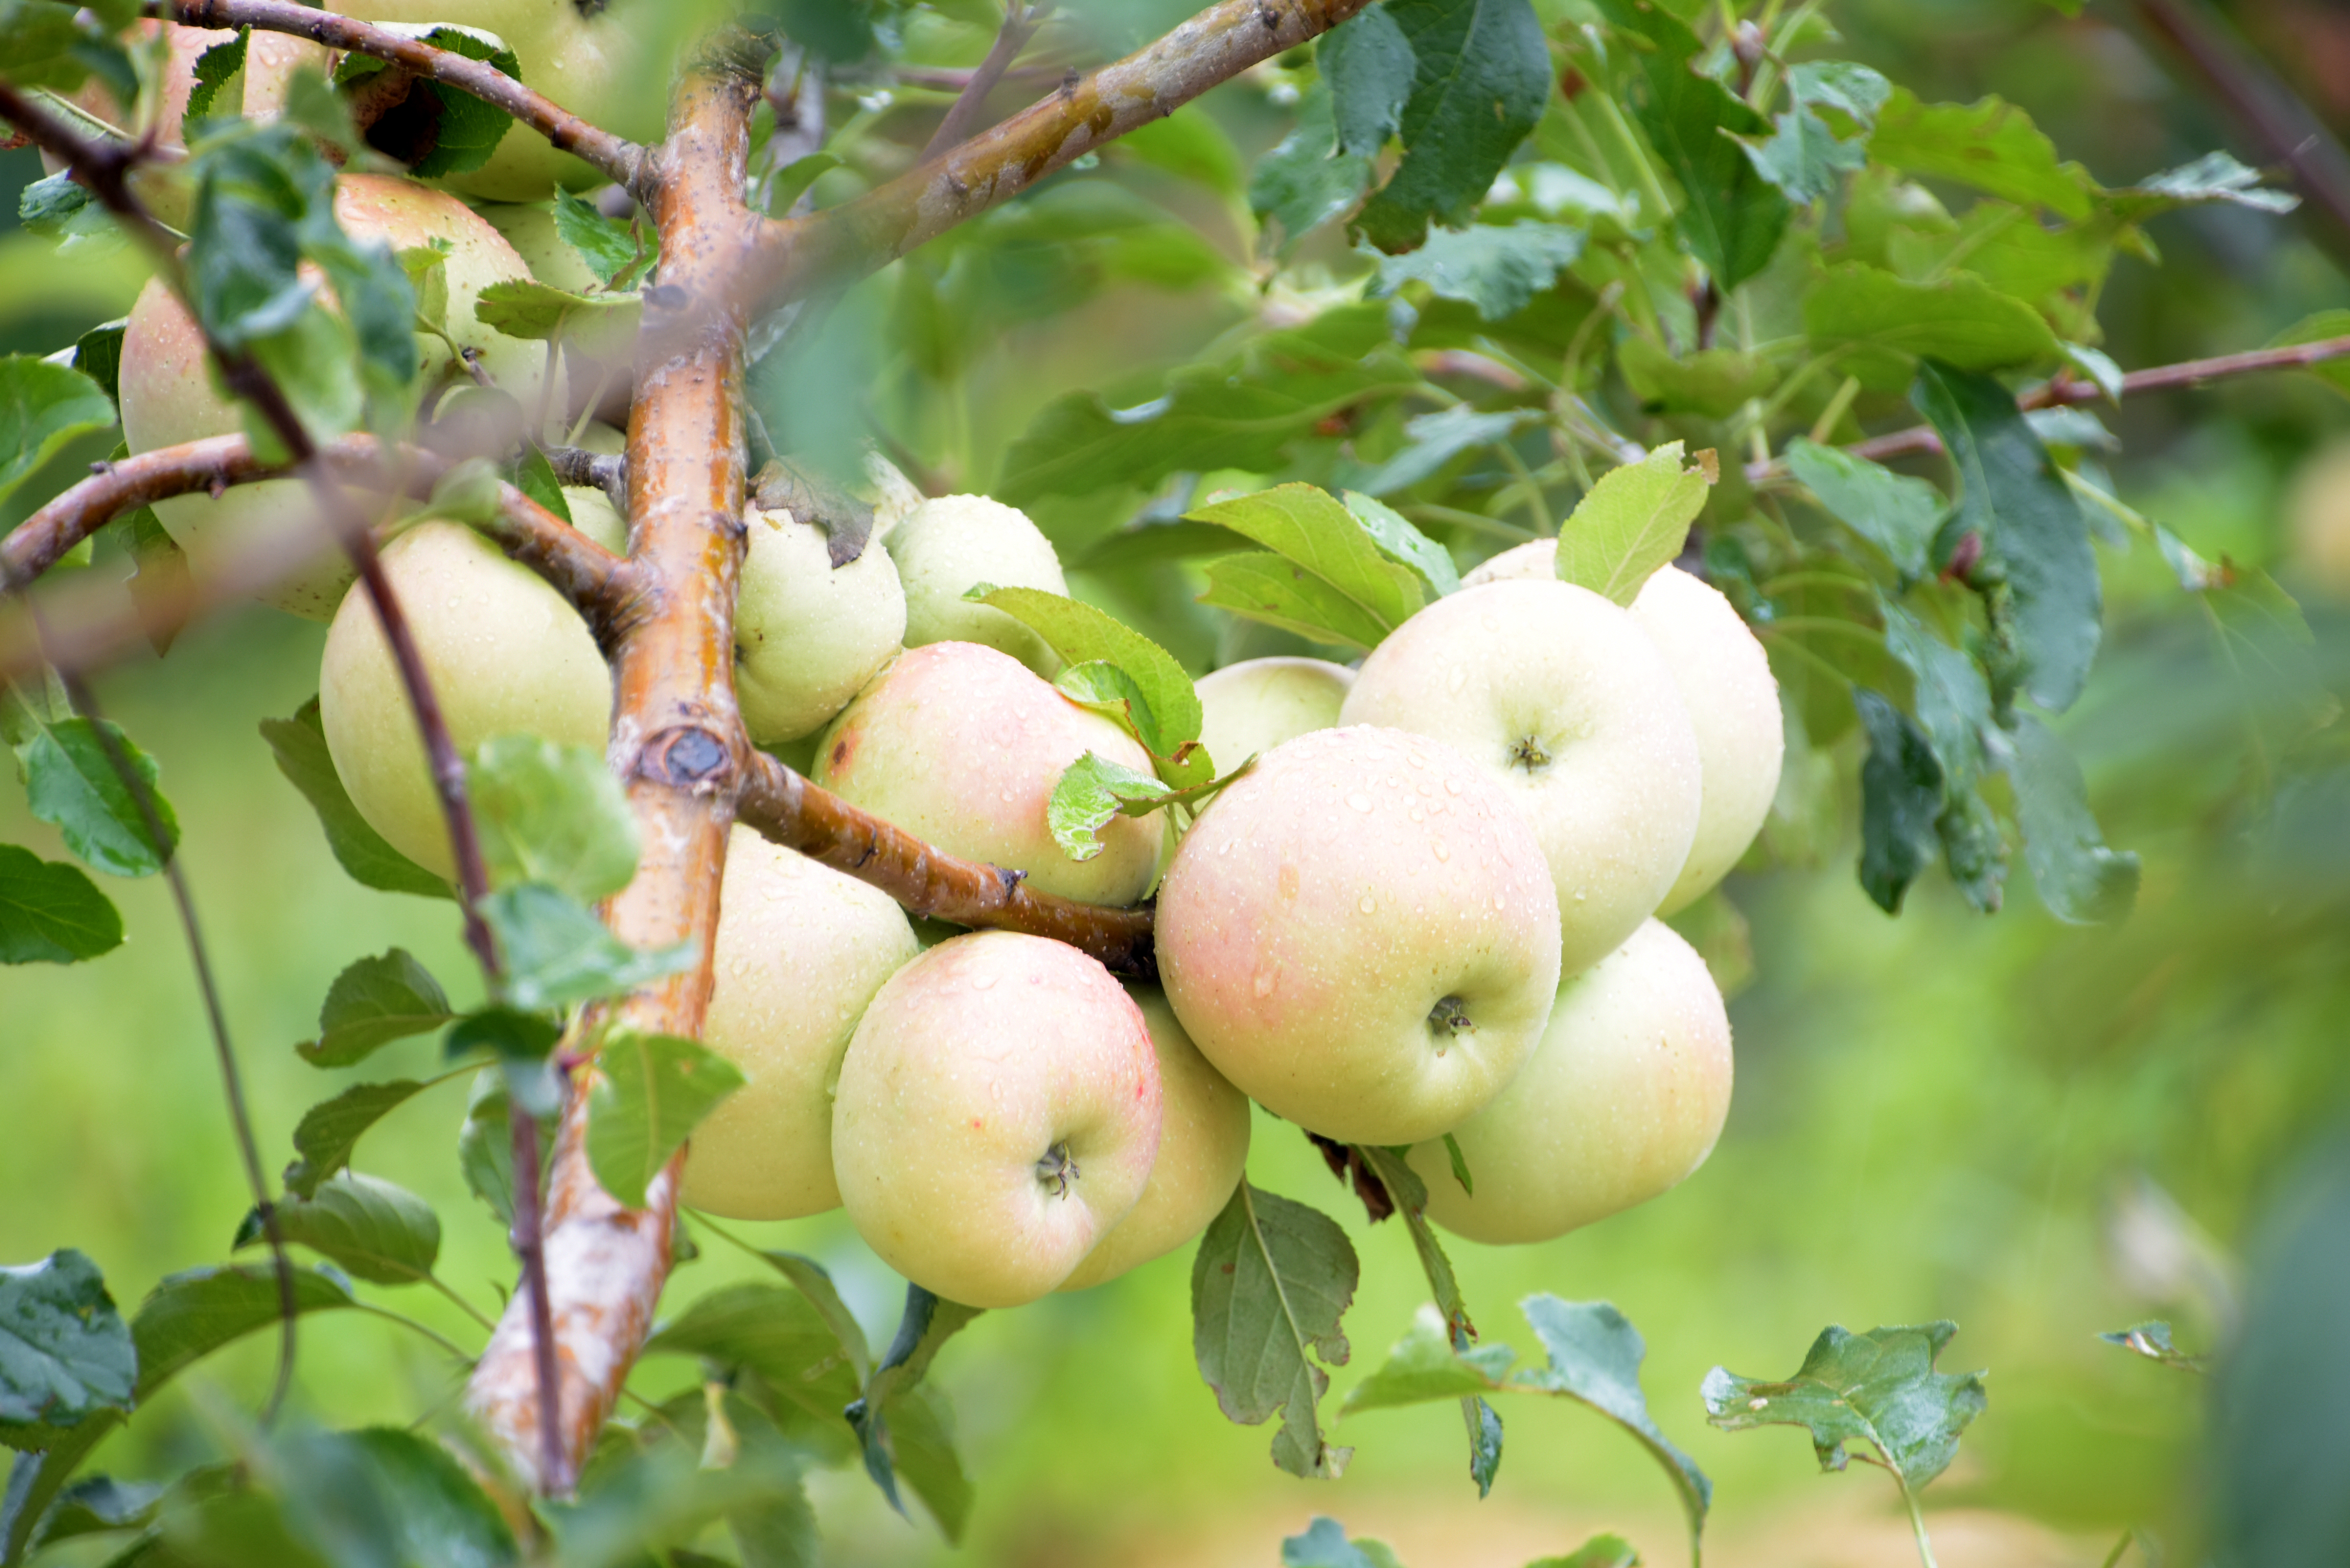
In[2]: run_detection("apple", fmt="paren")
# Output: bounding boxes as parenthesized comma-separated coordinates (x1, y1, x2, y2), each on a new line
(1154, 724, 1562, 1146)
(679, 825, 922, 1221)
(2289, 440, 2350, 599)
(734, 503, 906, 745)
(1194, 657, 1354, 774)
(1406, 919, 1732, 1244)
(1339, 580, 1702, 977)
(319, 517, 614, 879)
(831, 930, 1162, 1308)
(120, 174, 550, 619)
(1058, 985, 1251, 1290)
(476, 201, 604, 294)
(884, 494, 1069, 675)
(813, 641, 1166, 907)
(1460, 547, 1783, 916)
(860, 450, 930, 544)
(327, 0, 718, 201)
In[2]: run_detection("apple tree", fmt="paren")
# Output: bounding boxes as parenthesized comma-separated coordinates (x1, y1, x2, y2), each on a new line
(0, 0, 2340, 1562)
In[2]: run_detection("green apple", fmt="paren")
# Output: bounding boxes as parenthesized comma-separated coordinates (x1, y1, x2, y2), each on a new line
(1194, 656, 1354, 775)
(319, 518, 613, 878)
(734, 503, 906, 745)
(884, 494, 1068, 675)
(476, 200, 603, 293)
(1406, 919, 1732, 1244)
(860, 450, 929, 544)
(1155, 724, 1562, 1146)
(1058, 985, 1251, 1290)
(1340, 580, 1702, 977)
(2289, 440, 2350, 599)
(814, 641, 1166, 907)
(120, 174, 550, 619)
(681, 825, 921, 1221)
(832, 931, 1162, 1308)
(1462, 545, 1783, 916)
(329, 0, 722, 201)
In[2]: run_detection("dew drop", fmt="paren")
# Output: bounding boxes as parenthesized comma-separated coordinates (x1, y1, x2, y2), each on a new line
(1358, 894, 1376, 914)
(1444, 777, 1464, 795)
(1346, 792, 1374, 813)
(1447, 664, 1468, 695)
(972, 974, 998, 990)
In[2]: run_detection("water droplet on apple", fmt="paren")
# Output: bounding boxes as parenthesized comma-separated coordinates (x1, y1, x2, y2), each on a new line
(1346, 792, 1373, 813)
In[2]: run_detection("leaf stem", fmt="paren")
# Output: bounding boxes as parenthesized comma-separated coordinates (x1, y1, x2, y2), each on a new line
(1903, 1486, 1940, 1568)
(426, 1273, 500, 1334)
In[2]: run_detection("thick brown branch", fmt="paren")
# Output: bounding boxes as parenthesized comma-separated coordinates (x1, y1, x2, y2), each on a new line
(737, 751, 1158, 978)
(1748, 333, 2350, 481)
(464, 42, 770, 1497)
(747, 0, 1373, 307)
(158, 0, 654, 195)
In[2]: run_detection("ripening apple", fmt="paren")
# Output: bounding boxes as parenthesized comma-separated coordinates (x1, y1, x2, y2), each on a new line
(2288, 440, 2350, 599)
(884, 494, 1069, 675)
(1155, 725, 1563, 1146)
(1058, 986, 1251, 1290)
(814, 641, 1166, 906)
(1464, 546, 1781, 914)
(1340, 580, 1702, 977)
(330, 0, 724, 201)
(1406, 919, 1732, 1244)
(831, 931, 1162, 1308)
(681, 825, 921, 1221)
(733, 503, 906, 745)
(477, 201, 604, 294)
(319, 517, 615, 878)
(1194, 657, 1354, 773)
(120, 174, 550, 619)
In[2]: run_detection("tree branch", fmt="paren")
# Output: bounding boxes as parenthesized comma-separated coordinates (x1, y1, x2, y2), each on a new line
(157, 0, 655, 196)
(919, 2, 1048, 162)
(544, 443, 628, 521)
(736, 751, 1158, 977)
(463, 37, 771, 1496)
(744, 0, 1374, 308)
(1746, 333, 2350, 481)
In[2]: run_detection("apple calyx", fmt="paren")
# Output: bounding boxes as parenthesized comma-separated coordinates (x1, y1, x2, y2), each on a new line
(1035, 1141, 1080, 1198)
(1426, 995, 1475, 1047)
(1509, 733, 1553, 771)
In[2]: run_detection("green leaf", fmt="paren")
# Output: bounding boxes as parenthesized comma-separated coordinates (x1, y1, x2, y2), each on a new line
(1618, 341, 1778, 420)
(18, 170, 109, 249)
(1191, 1183, 1359, 1479)
(2009, 717, 2137, 925)
(643, 1281, 867, 1445)
(1344, 490, 1460, 596)
(445, 1006, 563, 1117)
(1737, 107, 1865, 206)
(272, 1426, 520, 1568)
(1250, 82, 1375, 251)
(457, 1070, 516, 1228)
(732, 1249, 872, 1382)
(1323, 4, 1415, 157)
(473, 279, 639, 357)
(1867, 89, 2093, 220)
(551, 187, 647, 289)
(1702, 1321, 1988, 1493)
(0, 357, 115, 508)
(767, 152, 839, 217)
(1352, 407, 1537, 497)
(1554, 443, 1716, 606)
(1283, 1517, 1409, 1568)
(297, 949, 455, 1068)
(1341, 1306, 1519, 1413)
(1441, 1133, 1474, 1195)
(0, 844, 122, 965)
(1788, 61, 1892, 129)
(1879, 606, 2006, 910)
(482, 884, 697, 1013)
(235, 1172, 441, 1287)
(282, 1081, 430, 1201)
(24, 1473, 163, 1548)
(585, 1031, 745, 1210)
(1853, 687, 1943, 914)
(1200, 552, 1393, 651)
(2267, 309, 2350, 400)
(1048, 751, 1190, 863)
(259, 701, 453, 901)
(18, 718, 177, 878)
(1367, 223, 1585, 321)
(330, 24, 522, 178)
(2099, 1321, 2206, 1373)
(967, 587, 1208, 786)
(1354, 0, 1550, 252)
(1530, 1536, 1642, 1568)
(1515, 1297, 1712, 1540)
(1595, 0, 1790, 290)
(0, 0, 112, 92)
(1784, 439, 1942, 580)
(1188, 482, 1423, 630)
(71, 320, 125, 407)
(845, 1285, 981, 1538)
(508, 443, 571, 525)
(183, 27, 248, 123)
(469, 735, 639, 902)
(1115, 105, 1245, 198)
(1912, 361, 2101, 712)
(2103, 149, 2298, 219)
(0, 1252, 134, 1435)
(1804, 265, 2060, 390)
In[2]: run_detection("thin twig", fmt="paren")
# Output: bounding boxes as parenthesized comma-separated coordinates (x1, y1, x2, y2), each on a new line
(919, 2, 1047, 162)
(155, 0, 654, 195)
(544, 443, 629, 520)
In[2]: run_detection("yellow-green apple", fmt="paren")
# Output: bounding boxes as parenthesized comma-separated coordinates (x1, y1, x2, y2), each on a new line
(1406, 919, 1731, 1243)
(884, 494, 1068, 675)
(319, 518, 613, 878)
(120, 174, 549, 618)
(1058, 986, 1250, 1290)
(2289, 440, 2350, 599)
(1340, 580, 1701, 977)
(476, 200, 603, 293)
(1461, 545, 1783, 916)
(681, 825, 921, 1221)
(329, 0, 722, 201)
(860, 450, 930, 543)
(831, 931, 1161, 1307)
(734, 503, 906, 744)
(1155, 724, 1562, 1146)
(814, 641, 1165, 906)
(1194, 657, 1354, 773)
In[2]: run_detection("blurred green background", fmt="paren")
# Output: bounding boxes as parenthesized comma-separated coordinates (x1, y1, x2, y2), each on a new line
(8, 1, 2350, 1564)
